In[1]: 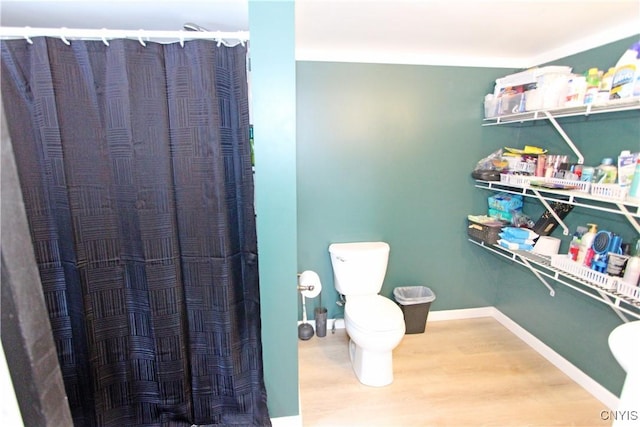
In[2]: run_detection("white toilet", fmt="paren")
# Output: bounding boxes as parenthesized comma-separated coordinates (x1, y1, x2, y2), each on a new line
(328, 241, 406, 387)
(608, 320, 640, 427)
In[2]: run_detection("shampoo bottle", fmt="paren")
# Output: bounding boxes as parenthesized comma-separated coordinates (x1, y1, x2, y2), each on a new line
(577, 223, 597, 266)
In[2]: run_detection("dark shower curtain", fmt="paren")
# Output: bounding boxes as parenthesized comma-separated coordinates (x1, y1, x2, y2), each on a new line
(1, 37, 270, 426)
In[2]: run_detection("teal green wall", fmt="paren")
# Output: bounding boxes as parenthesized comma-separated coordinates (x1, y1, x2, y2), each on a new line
(249, 1, 298, 418)
(490, 35, 640, 396)
(296, 63, 513, 319)
(296, 34, 639, 398)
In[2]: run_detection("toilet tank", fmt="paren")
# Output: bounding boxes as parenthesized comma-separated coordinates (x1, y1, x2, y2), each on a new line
(328, 242, 390, 296)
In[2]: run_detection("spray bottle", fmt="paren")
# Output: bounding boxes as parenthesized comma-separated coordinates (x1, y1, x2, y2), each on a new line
(577, 223, 597, 266)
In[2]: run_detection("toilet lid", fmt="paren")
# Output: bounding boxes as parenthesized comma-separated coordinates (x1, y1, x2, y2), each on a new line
(345, 295, 404, 331)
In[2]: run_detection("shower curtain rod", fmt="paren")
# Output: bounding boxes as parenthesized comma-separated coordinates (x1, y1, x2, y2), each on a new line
(0, 26, 249, 46)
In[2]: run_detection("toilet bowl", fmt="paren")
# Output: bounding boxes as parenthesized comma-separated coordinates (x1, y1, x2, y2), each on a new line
(328, 241, 406, 387)
(345, 295, 405, 386)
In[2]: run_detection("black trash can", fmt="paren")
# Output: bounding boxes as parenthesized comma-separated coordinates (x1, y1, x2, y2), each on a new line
(393, 286, 436, 334)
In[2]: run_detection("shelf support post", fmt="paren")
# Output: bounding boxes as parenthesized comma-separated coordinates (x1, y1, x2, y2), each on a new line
(543, 111, 585, 164)
(515, 254, 556, 296)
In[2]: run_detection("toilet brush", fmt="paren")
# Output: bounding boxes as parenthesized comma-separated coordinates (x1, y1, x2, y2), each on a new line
(298, 294, 314, 340)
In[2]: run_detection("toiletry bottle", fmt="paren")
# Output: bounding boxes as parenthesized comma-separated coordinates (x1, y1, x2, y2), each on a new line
(566, 74, 586, 107)
(592, 158, 617, 184)
(597, 67, 615, 102)
(568, 234, 580, 261)
(629, 156, 640, 200)
(580, 166, 595, 183)
(584, 68, 601, 104)
(610, 41, 640, 99)
(618, 150, 637, 187)
(577, 223, 597, 266)
(622, 256, 640, 287)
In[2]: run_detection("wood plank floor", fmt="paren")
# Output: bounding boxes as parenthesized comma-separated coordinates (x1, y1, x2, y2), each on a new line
(298, 317, 611, 427)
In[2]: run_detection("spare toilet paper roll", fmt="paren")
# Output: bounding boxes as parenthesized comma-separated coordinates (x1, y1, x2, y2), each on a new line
(299, 270, 322, 298)
(533, 236, 561, 256)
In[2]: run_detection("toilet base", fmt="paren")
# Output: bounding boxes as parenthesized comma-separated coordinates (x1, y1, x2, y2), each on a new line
(349, 339, 394, 387)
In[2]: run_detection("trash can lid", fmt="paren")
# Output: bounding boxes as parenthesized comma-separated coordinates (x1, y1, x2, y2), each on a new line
(393, 286, 436, 305)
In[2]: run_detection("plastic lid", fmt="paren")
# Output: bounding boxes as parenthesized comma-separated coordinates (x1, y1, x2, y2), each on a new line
(601, 158, 614, 165)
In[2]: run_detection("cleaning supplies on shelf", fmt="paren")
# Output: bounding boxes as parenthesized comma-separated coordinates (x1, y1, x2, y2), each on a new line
(576, 223, 597, 266)
(610, 40, 640, 100)
(583, 68, 601, 105)
(597, 67, 616, 102)
(629, 156, 640, 200)
(568, 233, 581, 261)
(565, 74, 586, 107)
(618, 151, 639, 188)
(592, 158, 617, 184)
(622, 256, 640, 287)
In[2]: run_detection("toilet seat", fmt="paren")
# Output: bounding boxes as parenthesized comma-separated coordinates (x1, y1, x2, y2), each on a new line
(345, 295, 404, 332)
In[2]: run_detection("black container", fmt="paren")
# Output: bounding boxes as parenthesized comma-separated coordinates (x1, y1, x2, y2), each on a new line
(467, 218, 507, 245)
(393, 286, 436, 334)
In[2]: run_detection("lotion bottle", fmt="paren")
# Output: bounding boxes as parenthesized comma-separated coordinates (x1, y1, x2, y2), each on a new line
(577, 223, 597, 266)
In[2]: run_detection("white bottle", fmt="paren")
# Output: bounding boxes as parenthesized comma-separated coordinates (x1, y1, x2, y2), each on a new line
(610, 41, 640, 100)
(622, 256, 640, 287)
(629, 156, 640, 200)
(577, 223, 597, 265)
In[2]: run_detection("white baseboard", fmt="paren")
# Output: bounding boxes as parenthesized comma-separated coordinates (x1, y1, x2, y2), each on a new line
(489, 308, 619, 410)
(427, 306, 496, 321)
(298, 306, 619, 410)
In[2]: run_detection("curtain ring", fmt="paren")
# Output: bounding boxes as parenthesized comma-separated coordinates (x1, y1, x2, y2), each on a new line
(138, 30, 146, 47)
(24, 26, 33, 45)
(59, 27, 70, 45)
(101, 29, 109, 46)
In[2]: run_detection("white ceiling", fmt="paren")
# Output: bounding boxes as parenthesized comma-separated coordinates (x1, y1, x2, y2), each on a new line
(1, 0, 639, 68)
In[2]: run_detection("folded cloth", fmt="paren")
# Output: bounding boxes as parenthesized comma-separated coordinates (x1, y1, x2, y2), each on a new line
(501, 227, 539, 241)
(498, 233, 535, 245)
(498, 239, 534, 251)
